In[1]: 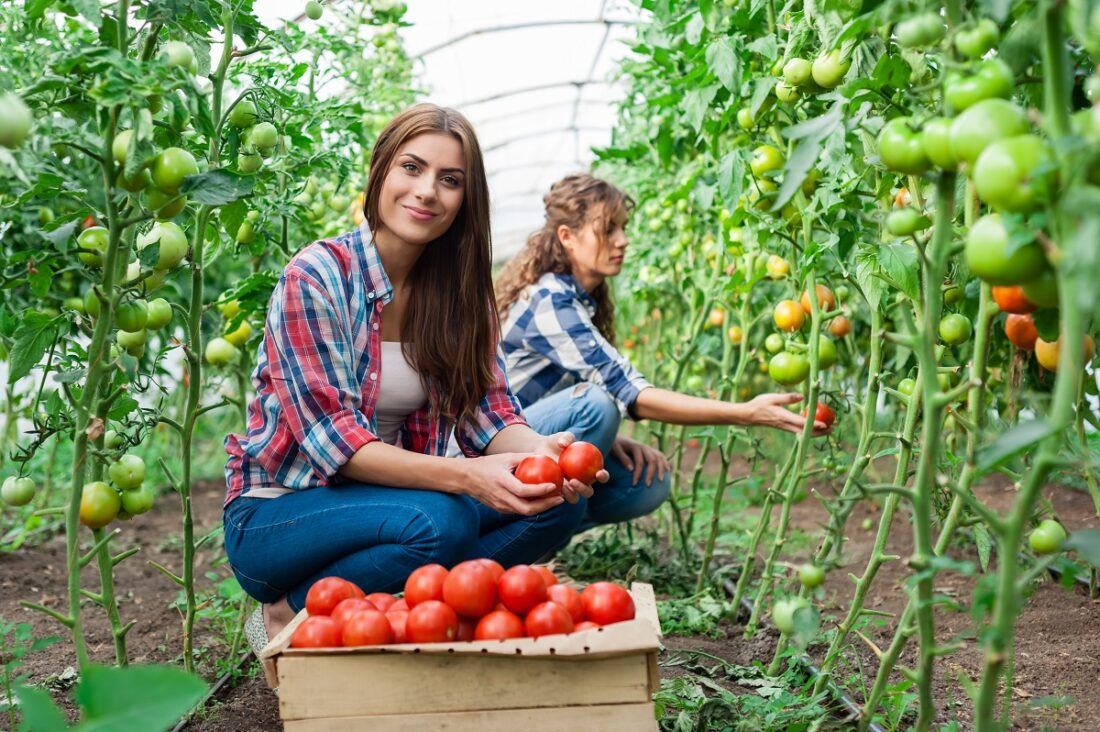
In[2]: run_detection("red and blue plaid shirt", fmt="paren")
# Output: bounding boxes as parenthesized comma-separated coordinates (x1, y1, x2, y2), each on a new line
(224, 223, 526, 506)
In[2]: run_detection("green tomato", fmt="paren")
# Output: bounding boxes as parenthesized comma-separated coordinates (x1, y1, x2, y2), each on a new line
(764, 333, 785, 354)
(84, 289, 101, 318)
(305, 0, 323, 20)
(750, 145, 783, 177)
(116, 299, 149, 333)
(737, 108, 755, 129)
(0, 92, 32, 149)
(205, 336, 240, 366)
(145, 298, 173, 330)
(965, 214, 1048, 286)
(1, 477, 36, 507)
(920, 117, 957, 169)
(80, 481, 121, 529)
(37, 207, 55, 225)
(1028, 519, 1067, 554)
(145, 189, 187, 220)
(112, 129, 133, 164)
(835, 285, 849, 302)
(120, 484, 156, 516)
(938, 313, 973, 345)
(246, 121, 278, 151)
(64, 296, 85, 313)
(138, 221, 189, 269)
(886, 208, 931, 236)
(228, 100, 258, 129)
(771, 597, 810, 635)
(116, 166, 153, 193)
(950, 99, 1029, 166)
(151, 147, 198, 194)
(811, 50, 850, 89)
(235, 219, 256, 244)
(878, 118, 930, 174)
(817, 336, 838, 369)
(895, 13, 945, 48)
(104, 430, 124, 449)
(77, 226, 110, 267)
(108, 454, 146, 491)
(861, 517, 874, 531)
(768, 351, 810, 386)
(782, 58, 812, 86)
(943, 284, 964, 305)
(972, 135, 1055, 213)
(898, 377, 916, 397)
(162, 41, 195, 69)
(1020, 268, 1058, 308)
(944, 59, 1014, 112)
(116, 328, 147, 357)
(238, 151, 263, 173)
(798, 563, 826, 589)
(125, 261, 167, 293)
(955, 19, 1000, 59)
(775, 81, 800, 103)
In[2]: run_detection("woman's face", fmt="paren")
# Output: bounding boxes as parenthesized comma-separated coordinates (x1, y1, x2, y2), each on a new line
(560, 203, 629, 282)
(376, 132, 467, 247)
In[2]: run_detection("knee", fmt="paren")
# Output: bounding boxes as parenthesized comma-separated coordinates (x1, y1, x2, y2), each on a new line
(399, 492, 479, 568)
(638, 472, 672, 516)
(570, 383, 621, 451)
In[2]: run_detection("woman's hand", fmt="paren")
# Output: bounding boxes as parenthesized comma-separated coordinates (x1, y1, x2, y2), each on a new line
(745, 393, 832, 436)
(534, 431, 610, 504)
(461, 453, 567, 515)
(611, 435, 670, 486)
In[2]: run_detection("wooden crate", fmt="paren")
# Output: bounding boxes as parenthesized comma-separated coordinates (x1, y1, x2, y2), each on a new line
(260, 582, 663, 731)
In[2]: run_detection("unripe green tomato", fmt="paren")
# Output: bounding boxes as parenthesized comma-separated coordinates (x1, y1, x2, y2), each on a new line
(798, 563, 826, 589)
(247, 121, 278, 150)
(238, 151, 263, 173)
(224, 320, 252, 347)
(80, 481, 121, 529)
(949, 99, 1029, 166)
(939, 313, 972, 345)
(125, 261, 167, 293)
(162, 41, 195, 69)
(775, 81, 800, 103)
(117, 167, 153, 193)
(895, 13, 945, 48)
(138, 221, 189, 269)
(1028, 519, 1067, 554)
(0, 92, 33, 149)
(117, 328, 147, 354)
(898, 377, 916, 397)
(84, 289, 101, 318)
(108, 454, 146, 490)
(77, 226, 109, 267)
(236, 219, 256, 244)
(861, 517, 874, 531)
(750, 145, 784, 178)
(886, 208, 931, 236)
(944, 59, 1014, 112)
(146, 298, 173, 330)
(764, 333, 784, 354)
(104, 430, 124, 449)
(64, 297, 85, 313)
(205, 336, 240, 366)
(783, 58, 812, 86)
(771, 597, 810, 634)
(972, 134, 1055, 213)
(305, 0, 323, 20)
(955, 19, 1000, 59)
(228, 100, 258, 128)
(835, 285, 849, 302)
(811, 50, 850, 88)
(878, 118, 930, 174)
(116, 299, 149, 333)
(736, 108, 754, 129)
(1020, 268, 1058, 308)
(145, 189, 188, 220)
(112, 129, 133, 164)
(817, 336, 839, 369)
(152, 147, 199, 194)
(943, 284, 963, 305)
(37, 207, 55, 225)
(1, 476, 36, 507)
(768, 351, 810, 386)
(920, 117, 957, 169)
(965, 214, 1048, 286)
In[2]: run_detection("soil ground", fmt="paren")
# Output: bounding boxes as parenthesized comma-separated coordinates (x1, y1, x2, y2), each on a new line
(2, 467, 1097, 731)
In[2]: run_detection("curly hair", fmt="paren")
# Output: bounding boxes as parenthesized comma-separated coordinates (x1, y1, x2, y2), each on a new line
(495, 174, 633, 344)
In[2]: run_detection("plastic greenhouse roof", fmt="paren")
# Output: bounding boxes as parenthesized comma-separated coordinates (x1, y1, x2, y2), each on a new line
(258, 0, 641, 261)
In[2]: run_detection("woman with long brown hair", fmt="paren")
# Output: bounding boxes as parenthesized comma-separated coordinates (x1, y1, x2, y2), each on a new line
(495, 174, 830, 547)
(223, 106, 604, 651)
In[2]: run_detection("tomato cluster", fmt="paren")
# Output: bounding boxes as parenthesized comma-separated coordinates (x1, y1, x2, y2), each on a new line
(290, 562, 636, 649)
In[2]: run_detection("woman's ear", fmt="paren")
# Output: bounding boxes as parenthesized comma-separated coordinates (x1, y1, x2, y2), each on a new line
(556, 224, 575, 251)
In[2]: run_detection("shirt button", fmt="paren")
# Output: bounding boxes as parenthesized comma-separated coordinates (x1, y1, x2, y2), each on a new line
(372, 322, 379, 330)
(369, 372, 377, 381)
(368, 293, 375, 300)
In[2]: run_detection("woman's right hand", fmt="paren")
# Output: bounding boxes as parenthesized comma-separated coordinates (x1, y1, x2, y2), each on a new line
(461, 453, 566, 515)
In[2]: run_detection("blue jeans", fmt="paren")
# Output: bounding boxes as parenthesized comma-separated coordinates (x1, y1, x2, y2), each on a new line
(522, 384, 671, 540)
(224, 484, 587, 612)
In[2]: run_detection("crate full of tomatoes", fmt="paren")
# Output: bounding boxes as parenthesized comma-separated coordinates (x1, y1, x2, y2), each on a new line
(259, 562, 661, 732)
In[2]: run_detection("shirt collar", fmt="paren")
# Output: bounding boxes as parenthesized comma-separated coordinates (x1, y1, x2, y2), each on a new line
(355, 220, 394, 305)
(552, 272, 597, 311)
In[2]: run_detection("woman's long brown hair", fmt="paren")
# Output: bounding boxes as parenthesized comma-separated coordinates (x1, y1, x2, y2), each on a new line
(362, 104, 497, 427)
(495, 174, 633, 344)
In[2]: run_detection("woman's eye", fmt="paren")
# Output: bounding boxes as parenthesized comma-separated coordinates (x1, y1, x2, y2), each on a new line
(402, 163, 418, 173)
(442, 175, 460, 186)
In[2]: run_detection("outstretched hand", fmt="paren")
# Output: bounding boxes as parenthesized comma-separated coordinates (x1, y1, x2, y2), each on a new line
(746, 393, 832, 436)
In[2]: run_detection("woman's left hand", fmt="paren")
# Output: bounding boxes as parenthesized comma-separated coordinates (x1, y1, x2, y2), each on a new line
(611, 435, 670, 486)
(536, 432, 609, 504)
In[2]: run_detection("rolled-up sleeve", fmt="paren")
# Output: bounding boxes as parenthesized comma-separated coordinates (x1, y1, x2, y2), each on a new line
(266, 272, 379, 480)
(456, 349, 528, 456)
(526, 292, 652, 418)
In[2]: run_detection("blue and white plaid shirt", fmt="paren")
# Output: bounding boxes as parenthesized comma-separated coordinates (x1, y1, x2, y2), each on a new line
(499, 272, 651, 417)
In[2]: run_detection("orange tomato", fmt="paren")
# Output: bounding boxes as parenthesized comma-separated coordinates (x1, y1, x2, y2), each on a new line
(766, 255, 790, 279)
(800, 284, 835, 314)
(992, 286, 1037, 314)
(1004, 314, 1038, 351)
(828, 316, 851, 337)
(773, 300, 806, 332)
(894, 187, 912, 208)
(708, 308, 725, 327)
(1035, 334, 1095, 371)
(727, 325, 743, 343)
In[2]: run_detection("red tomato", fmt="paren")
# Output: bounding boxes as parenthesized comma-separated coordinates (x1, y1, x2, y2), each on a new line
(498, 565, 548, 615)
(573, 620, 601, 632)
(546, 584, 585, 623)
(442, 560, 498, 618)
(476, 558, 505, 583)
(801, 402, 836, 428)
(330, 598, 377, 628)
(404, 564, 449, 608)
(386, 609, 409, 643)
(534, 565, 558, 587)
(558, 441, 604, 483)
(456, 616, 477, 641)
(474, 609, 526, 640)
(365, 592, 397, 612)
(992, 285, 1037, 314)
(389, 598, 408, 612)
(290, 616, 342, 648)
(81, 214, 98, 230)
(525, 601, 575, 638)
(514, 455, 563, 490)
(580, 582, 635, 626)
(305, 577, 363, 616)
(341, 609, 394, 646)
(406, 600, 459, 643)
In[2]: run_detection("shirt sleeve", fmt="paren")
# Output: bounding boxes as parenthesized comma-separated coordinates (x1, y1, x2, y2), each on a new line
(524, 290, 652, 418)
(264, 271, 379, 481)
(455, 347, 528, 457)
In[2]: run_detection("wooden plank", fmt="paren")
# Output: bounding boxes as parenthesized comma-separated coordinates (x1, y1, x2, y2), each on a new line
(260, 608, 309, 689)
(278, 652, 652, 720)
(631, 582, 662, 637)
(282, 702, 658, 732)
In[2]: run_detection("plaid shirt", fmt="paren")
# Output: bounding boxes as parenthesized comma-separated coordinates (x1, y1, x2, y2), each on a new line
(500, 272, 651, 417)
(224, 223, 526, 506)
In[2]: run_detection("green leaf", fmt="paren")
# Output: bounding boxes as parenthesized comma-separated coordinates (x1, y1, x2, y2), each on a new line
(974, 523, 993, 572)
(717, 150, 745, 210)
(14, 685, 68, 732)
(977, 420, 1055, 474)
(877, 243, 920, 302)
(1065, 529, 1100, 567)
(705, 37, 740, 92)
(74, 664, 207, 732)
(771, 136, 820, 212)
(180, 170, 255, 206)
(9, 314, 59, 385)
(683, 84, 719, 133)
(749, 78, 776, 117)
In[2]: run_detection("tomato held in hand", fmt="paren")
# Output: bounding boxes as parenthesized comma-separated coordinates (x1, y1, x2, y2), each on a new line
(546, 584, 585, 624)
(404, 563, 449, 608)
(330, 598, 377, 628)
(514, 455, 564, 490)
(558, 441, 604, 484)
(406, 600, 459, 643)
(341, 609, 394, 646)
(442, 560, 498, 618)
(291, 616, 342, 648)
(580, 582, 635, 626)
(525, 601, 575, 638)
(305, 577, 364, 616)
(474, 609, 526, 640)
(498, 565, 548, 615)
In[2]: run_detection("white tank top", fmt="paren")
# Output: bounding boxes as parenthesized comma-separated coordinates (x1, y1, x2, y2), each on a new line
(374, 341, 428, 444)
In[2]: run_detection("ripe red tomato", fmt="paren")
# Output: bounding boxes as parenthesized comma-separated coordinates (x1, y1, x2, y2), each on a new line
(389, 598, 408, 612)
(476, 558, 505, 583)
(498, 565, 548, 615)
(404, 563, 449, 608)
(305, 577, 364, 617)
(406, 600, 459, 643)
(474, 609, 526, 640)
(992, 285, 1037, 314)
(534, 565, 558, 587)
(546, 584, 585, 623)
(558, 441, 604, 483)
(330, 598, 376, 628)
(580, 582, 635, 626)
(456, 617, 477, 641)
(1004, 314, 1039, 351)
(514, 455, 564, 490)
(365, 592, 397, 612)
(341, 609, 394, 646)
(800, 284, 835, 314)
(442, 560, 498, 618)
(525, 601, 575, 638)
(801, 403, 836, 428)
(81, 214, 98, 230)
(574, 620, 601, 632)
(290, 616, 342, 648)
(386, 609, 409, 643)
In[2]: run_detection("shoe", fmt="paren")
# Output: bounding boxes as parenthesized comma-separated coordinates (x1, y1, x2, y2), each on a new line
(244, 605, 269, 657)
